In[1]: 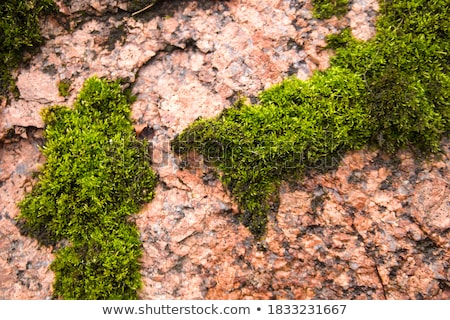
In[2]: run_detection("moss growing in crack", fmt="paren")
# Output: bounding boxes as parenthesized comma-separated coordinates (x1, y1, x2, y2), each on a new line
(0, 0, 56, 96)
(312, 0, 350, 19)
(18, 77, 158, 299)
(172, 0, 449, 238)
(173, 68, 372, 237)
(57, 79, 71, 97)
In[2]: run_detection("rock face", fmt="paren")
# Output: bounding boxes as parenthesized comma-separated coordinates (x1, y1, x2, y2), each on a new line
(0, 135, 54, 299)
(137, 140, 450, 300)
(1, 0, 449, 300)
(1, 0, 378, 139)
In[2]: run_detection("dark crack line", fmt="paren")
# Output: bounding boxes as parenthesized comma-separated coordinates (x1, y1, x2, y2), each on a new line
(1, 125, 44, 145)
(372, 262, 388, 300)
(176, 176, 192, 192)
(350, 221, 388, 299)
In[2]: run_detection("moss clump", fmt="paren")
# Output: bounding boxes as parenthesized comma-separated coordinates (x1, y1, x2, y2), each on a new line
(172, 0, 449, 238)
(327, 0, 449, 153)
(57, 79, 71, 97)
(173, 67, 372, 237)
(18, 77, 158, 299)
(312, 0, 350, 19)
(0, 0, 55, 96)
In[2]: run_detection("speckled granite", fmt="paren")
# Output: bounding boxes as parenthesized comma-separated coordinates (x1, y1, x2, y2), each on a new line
(1, 0, 448, 300)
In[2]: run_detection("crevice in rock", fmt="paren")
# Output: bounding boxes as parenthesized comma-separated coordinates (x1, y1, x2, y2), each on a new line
(0, 126, 44, 145)
(349, 213, 388, 299)
(372, 263, 388, 299)
(175, 176, 192, 192)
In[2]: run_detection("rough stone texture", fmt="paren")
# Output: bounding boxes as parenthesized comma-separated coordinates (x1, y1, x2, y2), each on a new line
(54, 0, 132, 16)
(1, 0, 449, 300)
(137, 140, 450, 300)
(0, 134, 54, 299)
(1, 0, 378, 139)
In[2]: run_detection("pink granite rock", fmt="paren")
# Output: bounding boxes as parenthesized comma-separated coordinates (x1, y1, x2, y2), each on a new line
(0, 138, 54, 299)
(1, 0, 448, 301)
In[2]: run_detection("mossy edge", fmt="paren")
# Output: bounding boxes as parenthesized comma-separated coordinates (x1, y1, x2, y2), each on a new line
(0, 0, 56, 97)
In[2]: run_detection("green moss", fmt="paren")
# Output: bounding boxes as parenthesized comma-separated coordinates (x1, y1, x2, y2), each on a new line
(18, 77, 158, 299)
(0, 0, 55, 97)
(57, 79, 71, 97)
(312, 0, 350, 19)
(173, 68, 372, 237)
(327, 0, 449, 153)
(172, 0, 449, 238)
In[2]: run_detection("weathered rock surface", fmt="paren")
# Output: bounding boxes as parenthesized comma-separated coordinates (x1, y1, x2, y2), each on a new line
(1, 0, 378, 139)
(1, 0, 448, 300)
(0, 135, 54, 299)
(137, 140, 450, 300)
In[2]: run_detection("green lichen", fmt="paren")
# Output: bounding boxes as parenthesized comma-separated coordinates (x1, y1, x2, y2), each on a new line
(0, 0, 56, 97)
(172, 0, 449, 238)
(57, 79, 71, 97)
(18, 77, 158, 299)
(312, 0, 350, 19)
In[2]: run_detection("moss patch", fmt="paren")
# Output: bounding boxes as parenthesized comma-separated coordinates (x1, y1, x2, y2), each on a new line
(312, 0, 350, 19)
(327, 1, 449, 153)
(0, 0, 55, 97)
(172, 0, 449, 238)
(173, 67, 371, 237)
(57, 79, 71, 97)
(18, 77, 158, 299)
